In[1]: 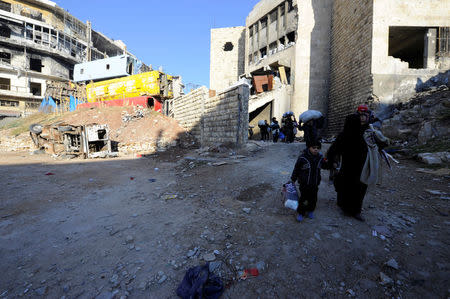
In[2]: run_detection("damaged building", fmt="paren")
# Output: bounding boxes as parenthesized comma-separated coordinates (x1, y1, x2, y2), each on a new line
(210, 0, 450, 135)
(0, 0, 141, 118)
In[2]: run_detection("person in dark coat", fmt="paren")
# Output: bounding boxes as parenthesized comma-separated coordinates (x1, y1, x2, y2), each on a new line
(326, 108, 370, 221)
(291, 139, 329, 222)
(270, 117, 280, 143)
(284, 115, 295, 143)
(299, 119, 318, 145)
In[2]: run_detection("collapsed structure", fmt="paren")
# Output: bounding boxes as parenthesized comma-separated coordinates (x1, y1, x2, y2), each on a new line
(210, 0, 450, 134)
(0, 0, 146, 118)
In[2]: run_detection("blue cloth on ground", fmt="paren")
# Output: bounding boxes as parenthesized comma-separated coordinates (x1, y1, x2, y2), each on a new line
(176, 263, 224, 299)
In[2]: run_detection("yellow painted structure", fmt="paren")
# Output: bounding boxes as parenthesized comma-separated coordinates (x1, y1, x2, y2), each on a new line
(86, 71, 173, 102)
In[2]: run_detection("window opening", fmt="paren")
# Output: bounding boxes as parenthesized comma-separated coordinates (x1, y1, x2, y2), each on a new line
(127, 63, 133, 74)
(30, 82, 41, 96)
(288, 0, 294, 12)
(223, 42, 233, 51)
(30, 58, 42, 72)
(437, 27, 450, 57)
(0, 52, 11, 64)
(0, 77, 11, 90)
(1, 100, 18, 107)
(270, 9, 277, 23)
(249, 26, 253, 37)
(260, 47, 267, 58)
(389, 26, 427, 69)
(0, 1, 11, 12)
(106, 64, 110, 70)
(248, 54, 252, 63)
(280, 4, 285, 16)
(260, 17, 267, 29)
(279, 36, 286, 46)
(287, 31, 296, 43)
(0, 24, 11, 38)
(269, 42, 277, 54)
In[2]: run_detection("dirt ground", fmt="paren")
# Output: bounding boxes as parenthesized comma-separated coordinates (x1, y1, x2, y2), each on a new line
(0, 141, 449, 298)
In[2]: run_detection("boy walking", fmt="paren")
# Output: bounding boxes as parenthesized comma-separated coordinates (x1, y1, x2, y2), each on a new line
(290, 140, 328, 221)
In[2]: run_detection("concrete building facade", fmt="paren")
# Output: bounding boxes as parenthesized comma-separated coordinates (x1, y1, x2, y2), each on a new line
(210, 0, 450, 135)
(0, 0, 137, 117)
(209, 27, 245, 93)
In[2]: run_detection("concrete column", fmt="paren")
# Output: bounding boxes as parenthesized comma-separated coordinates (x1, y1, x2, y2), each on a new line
(424, 28, 437, 69)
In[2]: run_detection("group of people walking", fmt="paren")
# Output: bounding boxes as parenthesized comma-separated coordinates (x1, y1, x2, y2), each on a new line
(290, 104, 388, 222)
(258, 111, 316, 143)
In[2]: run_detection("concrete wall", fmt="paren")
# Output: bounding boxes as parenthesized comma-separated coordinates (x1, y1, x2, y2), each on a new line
(210, 27, 245, 92)
(249, 83, 292, 120)
(371, 0, 450, 104)
(292, 0, 332, 119)
(327, 0, 374, 135)
(172, 84, 249, 147)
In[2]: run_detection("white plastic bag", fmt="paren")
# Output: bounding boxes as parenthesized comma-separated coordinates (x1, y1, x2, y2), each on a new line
(284, 199, 299, 210)
(299, 110, 323, 123)
(282, 182, 299, 211)
(257, 120, 266, 126)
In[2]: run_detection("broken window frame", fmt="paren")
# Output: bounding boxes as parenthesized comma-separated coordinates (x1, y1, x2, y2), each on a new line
(260, 47, 267, 58)
(0, 51, 11, 64)
(29, 57, 42, 72)
(0, 23, 11, 38)
(260, 17, 267, 29)
(30, 82, 42, 96)
(388, 26, 427, 69)
(288, 0, 294, 12)
(287, 31, 296, 43)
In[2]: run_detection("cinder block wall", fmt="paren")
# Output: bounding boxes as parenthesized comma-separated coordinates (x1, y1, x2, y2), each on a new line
(173, 85, 249, 147)
(327, 0, 374, 135)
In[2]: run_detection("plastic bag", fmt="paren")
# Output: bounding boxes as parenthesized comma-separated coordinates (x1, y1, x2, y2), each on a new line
(299, 110, 323, 123)
(282, 182, 299, 210)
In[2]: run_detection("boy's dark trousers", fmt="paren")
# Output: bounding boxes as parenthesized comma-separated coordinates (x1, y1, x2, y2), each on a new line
(296, 185, 318, 215)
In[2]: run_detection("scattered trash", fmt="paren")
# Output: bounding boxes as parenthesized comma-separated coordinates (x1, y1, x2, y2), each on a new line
(148, 178, 156, 182)
(239, 268, 259, 280)
(154, 168, 159, 171)
(242, 208, 251, 214)
(176, 264, 224, 299)
(45, 172, 55, 176)
(130, 177, 135, 180)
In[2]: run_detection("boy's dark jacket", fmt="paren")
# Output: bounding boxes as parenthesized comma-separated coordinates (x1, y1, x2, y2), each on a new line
(291, 148, 329, 187)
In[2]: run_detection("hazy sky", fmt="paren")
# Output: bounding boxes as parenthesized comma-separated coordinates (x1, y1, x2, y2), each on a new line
(58, 0, 260, 90)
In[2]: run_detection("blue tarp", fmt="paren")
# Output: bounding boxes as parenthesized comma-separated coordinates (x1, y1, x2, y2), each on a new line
(39, 96, 57, 113)
(39, 96, 82, 113)
(69, 95, 81, 112)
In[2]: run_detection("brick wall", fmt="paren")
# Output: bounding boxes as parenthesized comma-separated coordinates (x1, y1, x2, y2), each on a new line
(173, 84, 249, 147)
(327, 0, 374, 135)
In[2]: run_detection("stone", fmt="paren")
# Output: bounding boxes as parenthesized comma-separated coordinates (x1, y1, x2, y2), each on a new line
(242, 208, 251, 214)
(34, 286, 48, 296)
(331, 232, 341, 239)
(347, 289, 355, 297)
(418, 153, 442, 165)
(385, 258, 399, 270)
(379, 272, 393, 285)
(256, 261, 266, 272)
(125, 235, 134, 244)
(425, 189, 443, 195)
(314, 233, 321, 240)
(158, 275, 167, 284)
(203, 253, 216, 262)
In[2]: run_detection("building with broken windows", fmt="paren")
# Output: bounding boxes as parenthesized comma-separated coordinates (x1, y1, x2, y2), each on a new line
(0, 0, 138, 118)
(210, 0, 450, 134)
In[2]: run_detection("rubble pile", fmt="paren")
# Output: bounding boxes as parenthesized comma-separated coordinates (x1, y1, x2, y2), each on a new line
(0, 106, 197, 155)
(382, 87, 450, 146)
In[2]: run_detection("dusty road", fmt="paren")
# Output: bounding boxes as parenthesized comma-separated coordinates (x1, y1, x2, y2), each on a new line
(0, 142, 449, 298)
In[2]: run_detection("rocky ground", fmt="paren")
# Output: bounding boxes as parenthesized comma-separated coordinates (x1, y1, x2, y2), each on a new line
(0, 140, 449, 298)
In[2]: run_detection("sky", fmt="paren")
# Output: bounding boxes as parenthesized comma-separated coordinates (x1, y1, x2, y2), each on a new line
(57, 0, 260, 91)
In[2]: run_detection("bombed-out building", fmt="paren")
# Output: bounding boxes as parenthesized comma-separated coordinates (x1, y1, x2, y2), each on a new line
(210, 0, 450, 134)
(0, 0, 139, 117)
